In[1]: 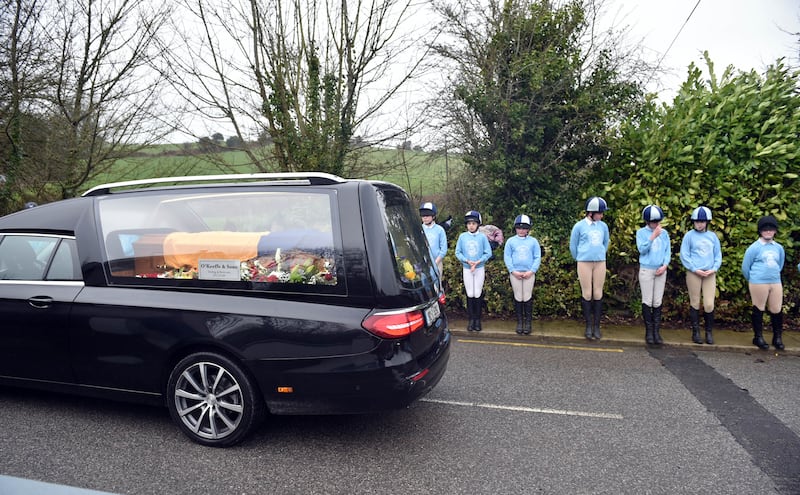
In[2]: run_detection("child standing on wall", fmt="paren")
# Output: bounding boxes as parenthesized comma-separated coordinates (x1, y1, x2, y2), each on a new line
(455, 210, 493, 332)
(503, 214, 541, 335)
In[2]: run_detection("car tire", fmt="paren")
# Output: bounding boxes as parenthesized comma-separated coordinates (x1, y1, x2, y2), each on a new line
(167, 352, 265, 447)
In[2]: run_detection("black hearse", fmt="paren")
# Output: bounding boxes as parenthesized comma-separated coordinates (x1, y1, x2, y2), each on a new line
(0, 173, 450, 446)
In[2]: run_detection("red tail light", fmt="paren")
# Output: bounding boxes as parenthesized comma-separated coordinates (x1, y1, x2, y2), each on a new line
(438, 292, 446, 305)
(363, 310, 425, 339)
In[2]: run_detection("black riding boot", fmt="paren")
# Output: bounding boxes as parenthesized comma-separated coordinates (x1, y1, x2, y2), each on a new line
(771, 312, 784, 350)
(515, 301, 524, 334)
(474, 295, 483, 332)
(690, 307, 702, 344)
(752, 306, 768, 349)
(522, 299, 533, 335)
(642, 304, 654, 344)
(581, 298, 593, 340)
(652, 306, 663, 345)
(591, 299, 603, 340)
(466, 298, 476, 331)
(704, 311, 714, 345)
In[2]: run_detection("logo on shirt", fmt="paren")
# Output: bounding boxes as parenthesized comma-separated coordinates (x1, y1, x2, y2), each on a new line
(695, 239, 712, 257)
(589, 230, 604, 246)
(762, 249, 780, 269)
(467, 239, 480, 257)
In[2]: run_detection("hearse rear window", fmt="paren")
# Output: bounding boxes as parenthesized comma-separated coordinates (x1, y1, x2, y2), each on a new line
(97, 190, 339, 288)
(377, 189, 439, 290)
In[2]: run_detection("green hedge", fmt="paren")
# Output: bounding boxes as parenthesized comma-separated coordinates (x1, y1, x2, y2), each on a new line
(442, 229, 800, 327)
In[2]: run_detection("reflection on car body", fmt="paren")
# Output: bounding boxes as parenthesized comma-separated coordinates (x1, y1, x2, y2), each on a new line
(0, 173, 450, 446)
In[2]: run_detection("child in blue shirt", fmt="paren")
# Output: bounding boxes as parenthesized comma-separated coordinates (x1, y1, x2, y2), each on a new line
(680, 206, 722, 345)
(455, 210, 492, 331)
(742, 215, 785, 350)
(419, 202, 447, 277)
(570, 196, 610, 340)
(636, 205, 671, 345)
(503, 214, 542, 335)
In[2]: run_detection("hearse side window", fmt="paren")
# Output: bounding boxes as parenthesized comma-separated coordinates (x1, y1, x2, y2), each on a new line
(45, 239, 81, 281)
(0, 234, 73, 281)
(97, 191, 340, 288)
(376, 189, 439, 290)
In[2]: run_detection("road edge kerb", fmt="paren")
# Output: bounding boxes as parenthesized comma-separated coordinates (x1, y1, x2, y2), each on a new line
(449, 328, 800, 357)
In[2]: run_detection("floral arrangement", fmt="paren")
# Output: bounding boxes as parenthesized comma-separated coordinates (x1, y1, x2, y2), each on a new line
(240, 248, 336, 285)
(138, 266, 198, 279)
(397, 257, 418, 283)
(136, 248, 336, 285)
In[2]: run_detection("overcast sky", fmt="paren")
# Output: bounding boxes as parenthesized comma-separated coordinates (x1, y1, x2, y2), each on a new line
(177, 0, 800, 144)
(612, 0, 800, 100)
(369, 0, 800, 146)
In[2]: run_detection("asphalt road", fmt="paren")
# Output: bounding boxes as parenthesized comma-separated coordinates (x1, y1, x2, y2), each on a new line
(1, 337, 799, 494)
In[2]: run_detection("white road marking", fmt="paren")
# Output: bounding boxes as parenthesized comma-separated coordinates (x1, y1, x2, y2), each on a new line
(457, 338, 625, 353)
(420, 398, 624, 420)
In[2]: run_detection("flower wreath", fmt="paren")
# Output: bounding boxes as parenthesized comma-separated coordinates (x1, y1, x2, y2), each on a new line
(240, 248, 336, 285)
(137, 248, 336, 285)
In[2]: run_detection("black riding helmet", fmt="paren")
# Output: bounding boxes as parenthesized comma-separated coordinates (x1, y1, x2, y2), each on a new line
(757, 215, 778, 233)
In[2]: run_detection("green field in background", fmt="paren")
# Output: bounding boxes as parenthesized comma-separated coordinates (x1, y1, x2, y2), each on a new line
(89, 147, 462, 197)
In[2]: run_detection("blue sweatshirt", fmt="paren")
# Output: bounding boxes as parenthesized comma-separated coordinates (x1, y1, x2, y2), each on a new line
(636, 226, 671, 269)
(422, 222, 447, 262)
(742, 239, 784, 284)
(455, 231, 492, 269)
(570, 218, 609, 262)
(680, 230, 722, 272)
(503, 235, 542, 273)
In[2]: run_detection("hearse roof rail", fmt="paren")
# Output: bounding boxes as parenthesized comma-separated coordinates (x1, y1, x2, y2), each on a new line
(82, 172, 347, 197)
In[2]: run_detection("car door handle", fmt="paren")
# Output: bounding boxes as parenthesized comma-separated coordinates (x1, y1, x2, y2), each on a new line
(28, 296, 54, 309)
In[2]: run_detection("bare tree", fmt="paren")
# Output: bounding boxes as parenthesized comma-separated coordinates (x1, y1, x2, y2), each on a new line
(41, 0, 177, 198)
(0, 0, 178, 210)
(0, 0, 55, 212)
(164, 0, 438, 176)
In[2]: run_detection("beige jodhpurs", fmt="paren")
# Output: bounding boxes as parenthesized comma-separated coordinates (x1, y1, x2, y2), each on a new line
(577, 261, 606, 300)
(748, 282, 783, 314)
(638, 267, 666, 307)
(685, 271, 716, 312)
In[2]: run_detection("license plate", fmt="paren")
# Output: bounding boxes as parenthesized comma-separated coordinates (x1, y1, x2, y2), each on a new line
(424, 303, 441, 325)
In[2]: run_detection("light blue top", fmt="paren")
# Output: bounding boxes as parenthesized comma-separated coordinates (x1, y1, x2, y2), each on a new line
(503, 235, 542, 273)
(455, 231, 492, 268)
(742, 239, 784, 284)
(422, 222, 448, 262)
(569, 218, 609, 261)
(636, 225, 671, 269)
(680, 229, 722, 272)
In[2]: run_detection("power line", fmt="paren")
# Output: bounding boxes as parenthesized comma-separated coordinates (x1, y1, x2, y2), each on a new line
(646, 0, 703, 86)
